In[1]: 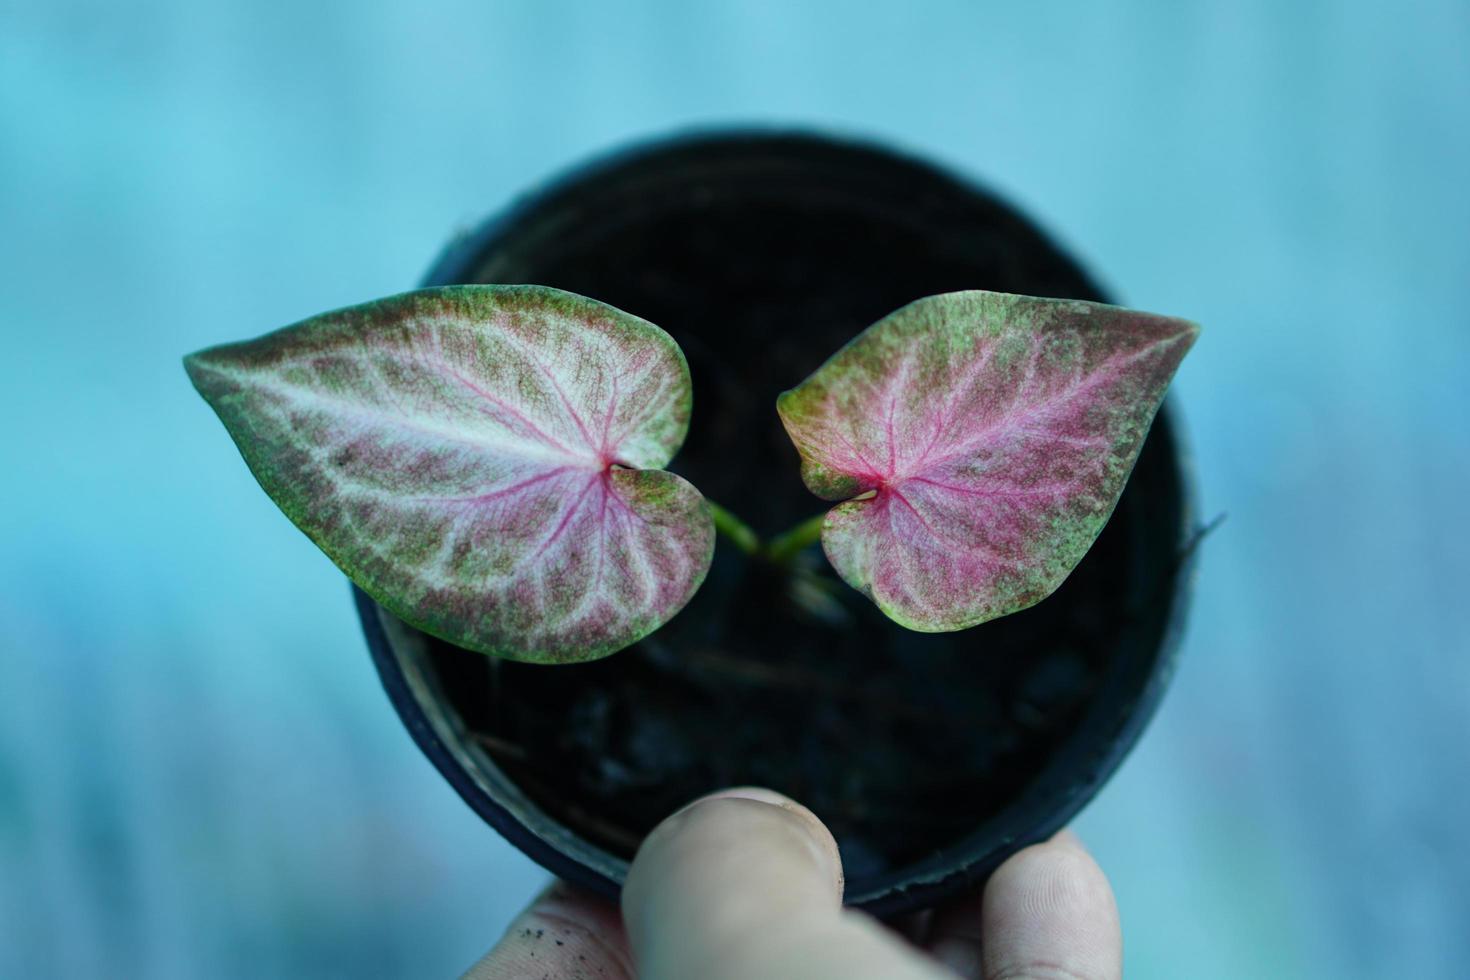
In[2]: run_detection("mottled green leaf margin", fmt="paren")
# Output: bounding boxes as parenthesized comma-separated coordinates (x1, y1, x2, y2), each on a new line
(777, 290, 1198, 632)
(185, 285, 714, 663)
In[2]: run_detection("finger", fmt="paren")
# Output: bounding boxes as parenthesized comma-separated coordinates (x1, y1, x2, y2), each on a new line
(622, 787, 952, 980)
(460, 879, 634, 980)
(924, 884, 987, 978)
(962, 829, 1121, 980)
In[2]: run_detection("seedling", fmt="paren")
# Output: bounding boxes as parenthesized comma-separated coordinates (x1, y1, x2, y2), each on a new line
(186, 286, 1196, 663)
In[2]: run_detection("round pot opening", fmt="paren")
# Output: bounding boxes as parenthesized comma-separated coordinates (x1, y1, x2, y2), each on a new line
(359, 129, 1196, 916)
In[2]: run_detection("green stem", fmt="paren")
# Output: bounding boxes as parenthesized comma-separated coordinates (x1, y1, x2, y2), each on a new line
(707, 500, 828, 565)
(764, 512, 827, 564)
(707, 500, 761, 555)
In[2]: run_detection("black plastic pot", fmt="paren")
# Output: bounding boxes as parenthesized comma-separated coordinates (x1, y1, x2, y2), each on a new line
(358, 129, 1198, 916)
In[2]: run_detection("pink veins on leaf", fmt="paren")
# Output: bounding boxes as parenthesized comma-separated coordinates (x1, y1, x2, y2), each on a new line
(777, 290, 1198, 632)
(184, 284, 712, 664)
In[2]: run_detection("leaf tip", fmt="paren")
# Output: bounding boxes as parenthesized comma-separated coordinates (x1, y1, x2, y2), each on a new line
(182, 346, 227, 398)
(774, 386, 798, 419)
(1171, 315, 1203, 345)
(180, 347, 205, 377)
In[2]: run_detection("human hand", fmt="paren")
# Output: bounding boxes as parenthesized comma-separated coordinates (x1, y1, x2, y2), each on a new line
(463, 787, 1121, 979)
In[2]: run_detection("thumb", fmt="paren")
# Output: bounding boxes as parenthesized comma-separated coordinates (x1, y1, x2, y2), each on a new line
(621, 787, 950, 980)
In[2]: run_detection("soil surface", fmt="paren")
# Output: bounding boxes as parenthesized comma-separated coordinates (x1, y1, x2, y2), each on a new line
(420, 150, 1145, 881)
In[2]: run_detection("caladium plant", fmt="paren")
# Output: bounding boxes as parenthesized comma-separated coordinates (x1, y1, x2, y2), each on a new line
(187, 284, 1196, 664)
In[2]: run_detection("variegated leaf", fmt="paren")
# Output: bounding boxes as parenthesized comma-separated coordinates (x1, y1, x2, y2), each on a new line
(777, 290, 1198, 632)
(186, 285, 713, 663)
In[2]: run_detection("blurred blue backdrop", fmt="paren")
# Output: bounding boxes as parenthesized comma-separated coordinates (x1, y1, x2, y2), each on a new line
(3, 2, 1467, 977)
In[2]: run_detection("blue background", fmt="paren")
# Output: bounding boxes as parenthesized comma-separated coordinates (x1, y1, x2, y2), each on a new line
(3, 2, 1467, 977)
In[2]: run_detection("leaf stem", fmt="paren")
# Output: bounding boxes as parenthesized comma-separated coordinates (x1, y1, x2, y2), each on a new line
(765, 512, 827, 564)
(707, 500, 761, 555)
(707, 500, 828, 565)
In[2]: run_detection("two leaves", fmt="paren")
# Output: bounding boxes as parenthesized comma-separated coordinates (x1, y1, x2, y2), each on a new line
(188, 286, 1196, 662)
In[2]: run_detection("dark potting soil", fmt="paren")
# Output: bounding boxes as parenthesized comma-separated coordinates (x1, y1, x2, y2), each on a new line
(420, 159, 1141, 880)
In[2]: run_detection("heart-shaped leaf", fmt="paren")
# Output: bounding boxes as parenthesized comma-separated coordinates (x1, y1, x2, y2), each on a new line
(186, 285, 714, 663)
(777, 290, 1198, 632)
